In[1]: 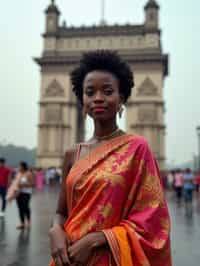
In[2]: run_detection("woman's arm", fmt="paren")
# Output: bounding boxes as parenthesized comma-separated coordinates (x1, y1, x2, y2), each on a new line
(67, 231, 108, 265)
(49, 146, 78, 266)
(52, 147, 77, 226)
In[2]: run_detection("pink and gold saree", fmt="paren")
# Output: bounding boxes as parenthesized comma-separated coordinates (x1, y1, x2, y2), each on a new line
(51, 134, 172, 266)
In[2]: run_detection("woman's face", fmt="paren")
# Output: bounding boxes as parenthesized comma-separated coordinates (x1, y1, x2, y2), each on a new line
(19, 164, 26, 172)
(83, 70, 123, 121)
(19, 165, 24, 172)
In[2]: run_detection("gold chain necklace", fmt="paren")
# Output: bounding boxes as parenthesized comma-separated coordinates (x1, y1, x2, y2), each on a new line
(94, 128, 122, 141)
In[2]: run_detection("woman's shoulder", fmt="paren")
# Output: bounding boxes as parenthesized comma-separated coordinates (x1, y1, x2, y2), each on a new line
(63, 143, 80, 162)
(63, 142, 87, 166)
(126, 132, 149, 147)
(125, 133, 155, 158)
(64, 143, 79, 155)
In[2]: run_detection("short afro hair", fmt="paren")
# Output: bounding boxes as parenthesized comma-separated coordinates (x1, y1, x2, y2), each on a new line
(71, 50, 134, 105)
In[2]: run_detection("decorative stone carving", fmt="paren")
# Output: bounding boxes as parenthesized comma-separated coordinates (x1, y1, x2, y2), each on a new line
(137, 77, 158, 96)
(138, 106, 158, 122)
(45, 80, 64, 97)
(45, 105, 61, 122)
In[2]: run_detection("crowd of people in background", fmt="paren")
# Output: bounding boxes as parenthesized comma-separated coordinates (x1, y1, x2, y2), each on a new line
(162, 168, 200, 206)
(1, 155, 200, 226)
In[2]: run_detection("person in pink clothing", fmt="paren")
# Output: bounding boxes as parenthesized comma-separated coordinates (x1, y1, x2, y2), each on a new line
(194, 170, 200, 192)
(35, 168, 44, 191)
(174, 169, 183, 202)
(0, 158, 12, 217)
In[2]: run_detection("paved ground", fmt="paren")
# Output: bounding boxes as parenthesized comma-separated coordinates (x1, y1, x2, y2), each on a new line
(0, 185, 200, 266)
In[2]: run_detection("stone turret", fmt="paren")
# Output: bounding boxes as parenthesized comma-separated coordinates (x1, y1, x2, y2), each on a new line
(144, 0, 159, 30)
(45, 0, 60, 33)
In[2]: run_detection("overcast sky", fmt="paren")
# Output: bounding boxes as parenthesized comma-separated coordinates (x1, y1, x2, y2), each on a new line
(0, 0, 200, 165)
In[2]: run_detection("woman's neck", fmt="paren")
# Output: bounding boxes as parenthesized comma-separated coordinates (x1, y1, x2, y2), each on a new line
(20, 170, 27, 174)
(93, 119, 118, 138)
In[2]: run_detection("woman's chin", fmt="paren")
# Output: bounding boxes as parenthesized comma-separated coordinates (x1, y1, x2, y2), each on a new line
(89, 112, 108, 120)
(92, 115, 111, 121)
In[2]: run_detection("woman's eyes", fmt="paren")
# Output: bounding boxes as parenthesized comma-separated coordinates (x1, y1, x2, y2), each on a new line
(85, 90, 94, 96)
(104, 89, 113, 95)
(84, 89, 114, 97)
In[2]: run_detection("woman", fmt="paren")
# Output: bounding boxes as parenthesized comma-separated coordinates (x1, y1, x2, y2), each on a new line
(174, 169, 183, 203)
(183, 168, 194, 203)
(49, 50, 172, 266)
(194, 170, 200, 192)
(35, 168, 44, 191)
(16, 162, 34, 229)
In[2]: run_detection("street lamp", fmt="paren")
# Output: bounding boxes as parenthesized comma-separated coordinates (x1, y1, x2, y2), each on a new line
(197, 126, 200, 170)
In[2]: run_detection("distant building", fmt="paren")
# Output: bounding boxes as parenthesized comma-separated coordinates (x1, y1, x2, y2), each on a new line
(34, 0, 169, 169)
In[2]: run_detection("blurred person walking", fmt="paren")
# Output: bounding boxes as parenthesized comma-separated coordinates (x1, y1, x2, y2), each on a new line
(161, 170, 168, 189)
(0, 158, 11, 217)
(35, 168, 44, 191)
(174, 169, 183, 203)
(15, 162, 34, 229)
(183, 168, 195, 203)
(45, 167, 56, 185)
(167, 170, 174, 190)
(194, 170, 200, 193)
(55, 167, 62, 183)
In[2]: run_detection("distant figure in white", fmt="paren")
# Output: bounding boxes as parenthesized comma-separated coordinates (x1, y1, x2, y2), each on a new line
(7, 161, 34, 229)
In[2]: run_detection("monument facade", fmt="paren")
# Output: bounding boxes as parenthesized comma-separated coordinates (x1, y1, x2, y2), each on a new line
(35, 0, 168, 169)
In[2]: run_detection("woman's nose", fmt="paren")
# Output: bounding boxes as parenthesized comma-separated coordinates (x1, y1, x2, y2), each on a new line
(94, 91, 104, 102)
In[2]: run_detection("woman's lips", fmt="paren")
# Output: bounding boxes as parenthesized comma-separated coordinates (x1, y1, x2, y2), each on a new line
(93, 107, 106, 113)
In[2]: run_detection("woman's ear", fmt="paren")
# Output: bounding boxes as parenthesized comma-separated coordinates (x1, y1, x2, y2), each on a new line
(119, 94, 125, 105)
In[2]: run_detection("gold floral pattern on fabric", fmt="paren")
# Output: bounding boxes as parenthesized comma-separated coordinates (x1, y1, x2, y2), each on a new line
(160, 218, 171, 235)
(152, 237, 167, 249)
(143, 261, 151, 266)
(99, 203, 113, 219)
(95, 171, 125, 187)
(133, 169, 165, 211)
(103, 146, 133, 174)
(80, 218, 97, 236)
